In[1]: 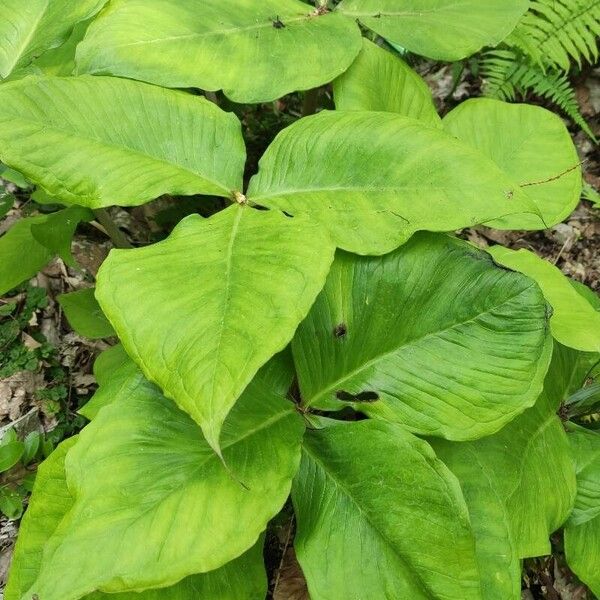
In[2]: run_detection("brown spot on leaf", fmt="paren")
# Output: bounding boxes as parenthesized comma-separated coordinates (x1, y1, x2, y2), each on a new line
(333, 323, 347, 338)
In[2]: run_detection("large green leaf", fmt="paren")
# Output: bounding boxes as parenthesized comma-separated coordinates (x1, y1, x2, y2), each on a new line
(24, 366, 302, 600)
(5, 438, 268, 600)
(75, 0, 362, 104)
(293, 232, 551, 440)
(443, 98, 581, 229)
(488, 246, 600, 353)
(336, 0, 528, 61)
(333, 39, 440, 126)
(96, 205, 333, 452)
(0, 76, 245, 208)
(0, 0, 107, 79)
(247, 110, 542, 255)
(432, 344, 578, 599)
(293, 420, 481, 599)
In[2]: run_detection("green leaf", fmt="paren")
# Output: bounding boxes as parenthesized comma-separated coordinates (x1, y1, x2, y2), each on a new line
(9, 20, 91, 80)
(82, 346, 161, 421)
(1, 428, 18, 445)
(565, 516, 600, 597)
(293, 232, 551, 440)
(443, 98, 581, 229)
(5, 439, 78, 600)
(0, 440, 25, 473)
(432, 344, 578, 600)
(92, 344, 130, 388)
(96, 205, 334, 452)
(582, 182, 600, 208)
(75, 0, 362, 104)
(247, 110, 542, 255)
(292, 420, 481, 599)
(488, 246, 600, 353)
(30, 206, 93, 266)
(0, 207, 91, 294)
(0, 216, 54, 295)
(22, 432, 41, 465)
(333, 39, 441, 126)
(0, 76, 246, 209)
(0, 188, 15, 218)
(0, 0, 107, 79)
(0, 487, 23, 520)
(25, 366, 303, 600)
(6, 438, 268, 600)
(337, 0, 528, 61)
(0, 165, 31, 189)
(58, 288, 115, 339)
(85, 539, 267, 600)
(564, 423, 600, 597)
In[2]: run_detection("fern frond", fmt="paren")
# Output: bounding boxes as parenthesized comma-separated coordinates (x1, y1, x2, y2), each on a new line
(508, 0, 600, 70)
(480, 50, 596, 139)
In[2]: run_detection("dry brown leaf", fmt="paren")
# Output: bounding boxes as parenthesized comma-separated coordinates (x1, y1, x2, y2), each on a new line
(273, 548, 310, 600)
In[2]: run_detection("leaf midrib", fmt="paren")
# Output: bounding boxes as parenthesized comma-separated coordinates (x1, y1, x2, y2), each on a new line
(102, 13, 315, 52)
(305, 283, 536, 406)
(206, 207, 244, 413)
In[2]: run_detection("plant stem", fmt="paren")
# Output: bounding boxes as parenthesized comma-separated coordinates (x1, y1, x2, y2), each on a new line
(93, 208, 133, 249)
(301, 88, 320, 117)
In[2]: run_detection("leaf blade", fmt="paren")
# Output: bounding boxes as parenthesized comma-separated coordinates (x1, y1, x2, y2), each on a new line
(293, 420, 481, 599)
(96, 205, 334, 452)
(489, 246, 600, 353)
(443, 98, 582, 229)
(76, 0, 362, 103)
(293, 233, 551, 440)
(24, 367, 302, 600)
(248, 111, 543, 255)
(0, 76, 245, 208)
(337, 0, 528, 61)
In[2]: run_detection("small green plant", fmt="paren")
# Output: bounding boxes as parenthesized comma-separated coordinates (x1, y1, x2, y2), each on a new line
(0, 428, 53, 520)
(479, 0, 600, 137)
(0, 1, 599, 599)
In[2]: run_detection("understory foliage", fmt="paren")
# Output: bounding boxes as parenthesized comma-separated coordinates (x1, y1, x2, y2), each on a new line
(0, 0, 599, 599)
(479, 0, 600, 137)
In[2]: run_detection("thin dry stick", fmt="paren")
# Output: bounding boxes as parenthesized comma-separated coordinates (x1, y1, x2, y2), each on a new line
(272, 515, 295, 596)
(552, 234, 574, 264)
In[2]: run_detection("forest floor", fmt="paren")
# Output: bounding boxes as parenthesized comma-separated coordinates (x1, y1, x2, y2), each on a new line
(0, 62, 599, 599)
